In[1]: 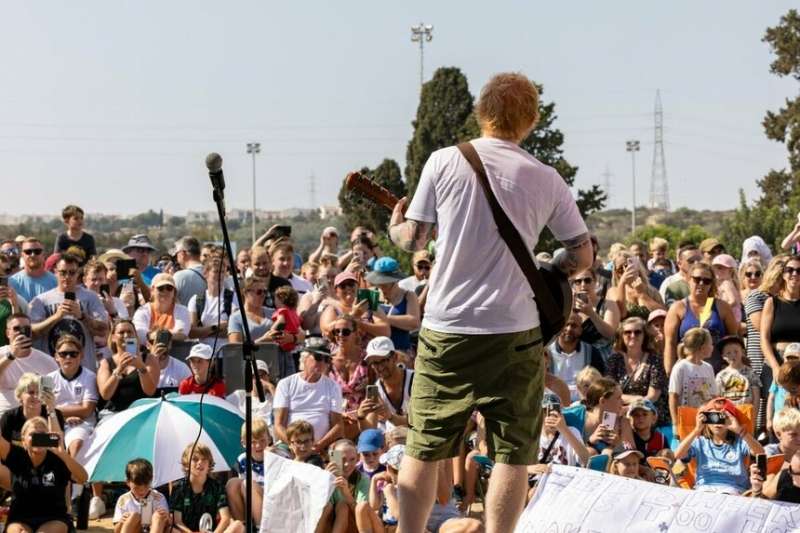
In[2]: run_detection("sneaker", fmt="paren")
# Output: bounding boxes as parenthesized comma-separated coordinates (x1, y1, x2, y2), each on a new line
(88, 496, 106, 520)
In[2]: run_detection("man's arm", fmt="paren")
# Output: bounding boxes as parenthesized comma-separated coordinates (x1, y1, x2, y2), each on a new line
(552, 232, 593, 277)
(273, 407, 289, 443)
(389, 198, 433, 252)
(316, 411, 343, 452)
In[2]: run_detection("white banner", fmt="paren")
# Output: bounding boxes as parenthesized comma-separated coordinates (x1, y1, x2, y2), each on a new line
(515, 465, 800, 533)
(260, 452, 335, 533)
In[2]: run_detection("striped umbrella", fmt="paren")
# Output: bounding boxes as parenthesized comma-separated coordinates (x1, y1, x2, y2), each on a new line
(80, 394, 244, 487)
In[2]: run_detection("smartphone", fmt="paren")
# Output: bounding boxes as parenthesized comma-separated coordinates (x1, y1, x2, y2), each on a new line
(366, 384, 380, 402)
(601, 411, 617, 428)
(546, 402, 561, 416)
(701, 411, 726, 425)
(575, 292, 589, 305)
(357, 288, 380, 312)
(30, 433, 60, 448)
(64, 291, 76, 301)
(331, 449, 344, 476)
(116, 258, 137, 281)
(100, 284, 110, 297)
(0, 276, 7, 287)
(40, 375, 55, 396)
(316, 277, 329, 291)
(155, 330, 172, 346)
(17, 325, 31, 339)
(124, 338, 138, 356)
(756, 453, 767, 479)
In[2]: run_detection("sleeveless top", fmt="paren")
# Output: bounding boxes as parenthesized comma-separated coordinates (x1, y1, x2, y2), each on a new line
(678, 298, 725, 342)
(376, 368, 414, 432)
(105, 354, 150, 413)
(770, 297, 800, 344)
(380, 291, 412, 351)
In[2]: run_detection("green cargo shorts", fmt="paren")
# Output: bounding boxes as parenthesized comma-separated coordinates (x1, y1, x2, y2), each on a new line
(406, 326, 544, 465)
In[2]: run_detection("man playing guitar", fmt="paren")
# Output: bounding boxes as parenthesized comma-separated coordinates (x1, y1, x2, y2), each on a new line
(387, 72, 592, 533)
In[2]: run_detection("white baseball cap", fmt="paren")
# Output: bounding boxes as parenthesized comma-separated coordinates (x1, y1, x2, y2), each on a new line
(365, 336, 395, 361)
(186, 344, 213, 361)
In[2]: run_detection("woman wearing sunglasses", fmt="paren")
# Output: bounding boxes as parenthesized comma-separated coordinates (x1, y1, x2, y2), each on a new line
(744, 255, 789, 435)
(319, 272, 390, 340)
(606, 318, 670, 428)
(608, 251, 665, 321)
(570, 268, 621, 360)
(664, 263, 738, 375)
(46, 334, 98, 459)
(739, 258, 765, 303)
(761, 256, 800, 383)
(227, 277, 275, 345)
(329, 316, 371, 438)
(131, 273, 190, 345)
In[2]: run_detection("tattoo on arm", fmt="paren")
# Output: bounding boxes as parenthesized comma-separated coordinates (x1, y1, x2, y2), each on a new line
(390, 220, 432, 252)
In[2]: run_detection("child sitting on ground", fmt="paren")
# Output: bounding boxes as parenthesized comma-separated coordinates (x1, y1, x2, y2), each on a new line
(287, 420, 324, 468)
(113, 458, 170, 533)
(171, 443, 243, 533)
(226, 418, 272, 525)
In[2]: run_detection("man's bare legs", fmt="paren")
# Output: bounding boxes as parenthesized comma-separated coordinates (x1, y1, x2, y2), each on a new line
(397, 455, 437, 533)
(484, 463, 528, 533)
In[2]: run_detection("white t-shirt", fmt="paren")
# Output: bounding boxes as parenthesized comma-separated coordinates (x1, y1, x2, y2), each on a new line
(113, 490, 169, 526)
(405, 138, 588, 334)
(0, 346, 59, 415)
(48, 367, 99, 425)
(187, 290, 240, 347)
(157, 356, 192, 390)
(227, 389, 273, 428)
(668, 359, 718, 408)
(132, 303, 192, 345)
(273, 373, 343, 442)
(540, 426, 583, 466)
(547, 344, 587, 403)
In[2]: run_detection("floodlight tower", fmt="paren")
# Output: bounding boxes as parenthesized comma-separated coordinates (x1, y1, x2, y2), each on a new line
(411, 22, 433, 88)
(246, 142, 261, 244)
(626, 140, 641, 235)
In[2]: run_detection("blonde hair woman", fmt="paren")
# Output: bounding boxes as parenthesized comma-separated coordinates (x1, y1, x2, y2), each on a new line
(608, 250, 665, 320)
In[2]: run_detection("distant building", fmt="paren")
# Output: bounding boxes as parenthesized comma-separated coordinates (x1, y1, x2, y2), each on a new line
(319, 205, 342, 219)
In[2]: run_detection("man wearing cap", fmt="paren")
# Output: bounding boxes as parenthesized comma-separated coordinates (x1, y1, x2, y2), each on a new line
(398, 250, 433, 295)
(122, 234, 161, 289)
(358, 337, 413, 432)
(29, 254, 108, 371)
(700, 238, 726, 263)
(388, 72, 592, 533)
(172, 236, 207, 306)
(178, 343, 226, 398)
(273, 338, 343, 454)
(9, 238, 56, 303)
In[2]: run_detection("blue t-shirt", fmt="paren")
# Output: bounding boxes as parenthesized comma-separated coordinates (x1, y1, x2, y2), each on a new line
(688, 435, 752, 493)
(141, 265, 161, 287)
(9, 271, 57, 303)
(770, 381, 788, 416)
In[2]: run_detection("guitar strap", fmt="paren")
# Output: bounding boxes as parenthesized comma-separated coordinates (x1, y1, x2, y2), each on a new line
(456, 142, 561, 331)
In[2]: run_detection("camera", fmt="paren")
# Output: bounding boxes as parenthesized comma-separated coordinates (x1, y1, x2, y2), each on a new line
(701, 411, 726, 425)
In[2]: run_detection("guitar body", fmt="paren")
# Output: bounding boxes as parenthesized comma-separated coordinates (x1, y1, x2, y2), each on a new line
(536, 261, 573, 346)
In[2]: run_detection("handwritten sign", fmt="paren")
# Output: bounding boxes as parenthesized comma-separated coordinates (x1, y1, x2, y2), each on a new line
(515, 465, 800, 533)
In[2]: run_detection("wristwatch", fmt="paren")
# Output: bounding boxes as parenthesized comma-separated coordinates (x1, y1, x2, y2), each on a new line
(5, 353, 14, 361)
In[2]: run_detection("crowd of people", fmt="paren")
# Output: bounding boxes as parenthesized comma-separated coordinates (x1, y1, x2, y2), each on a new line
(3, 199, 800, 533)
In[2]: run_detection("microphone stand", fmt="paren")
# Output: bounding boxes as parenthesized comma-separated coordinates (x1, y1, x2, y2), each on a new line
(209, 181, 265, 533)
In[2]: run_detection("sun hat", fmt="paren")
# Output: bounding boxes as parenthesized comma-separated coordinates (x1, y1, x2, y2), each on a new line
(365, 257, 405, 286)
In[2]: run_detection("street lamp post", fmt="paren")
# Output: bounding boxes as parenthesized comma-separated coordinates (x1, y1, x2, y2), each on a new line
(410, 22, 433, 88)
(625, 140, 640, 235)
(246, 142, 261, 244)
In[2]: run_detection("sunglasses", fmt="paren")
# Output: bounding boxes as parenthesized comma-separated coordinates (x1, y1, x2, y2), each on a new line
(156, 285, 175, 292)
(311, 353, 332, 363)
(691, 276, 713, 286)
(337, 281, 357, 290)
(57, 350, 80, 359)
(0, 249, 18, 256)
(368, 357, 393, 367)
(744, 271, 762, 279)
(57, 270, 78, 277)
(333, 328, 352, 337)
(572, 277, 593, 286)
(622, 330, 643, 336)
(415, 263, 431, 270)
(22, 248, 43, 256)
(785, 267, 800, 276)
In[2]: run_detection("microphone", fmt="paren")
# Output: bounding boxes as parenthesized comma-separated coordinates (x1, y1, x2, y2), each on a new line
(205, 152, 225, 198)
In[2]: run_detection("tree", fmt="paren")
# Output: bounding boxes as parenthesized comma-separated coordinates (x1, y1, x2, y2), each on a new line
(723, 10, 800, 250)
(405, 67, 475, 195)
(337, 158, 406, 234)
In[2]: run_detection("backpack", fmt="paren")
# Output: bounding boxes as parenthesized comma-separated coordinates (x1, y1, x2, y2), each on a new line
(195, 289, 233, 326)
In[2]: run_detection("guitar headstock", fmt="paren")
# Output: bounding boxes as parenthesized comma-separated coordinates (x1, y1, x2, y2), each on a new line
(344, 171, 398, 211)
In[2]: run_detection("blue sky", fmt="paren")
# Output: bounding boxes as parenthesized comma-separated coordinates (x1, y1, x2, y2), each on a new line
(0, 1, 796, 216)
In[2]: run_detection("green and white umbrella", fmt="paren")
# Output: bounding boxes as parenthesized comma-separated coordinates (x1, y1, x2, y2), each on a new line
(80, 394, 244, 487)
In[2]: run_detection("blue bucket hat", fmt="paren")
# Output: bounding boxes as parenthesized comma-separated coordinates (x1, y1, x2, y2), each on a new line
(365, 257, 405, 285)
